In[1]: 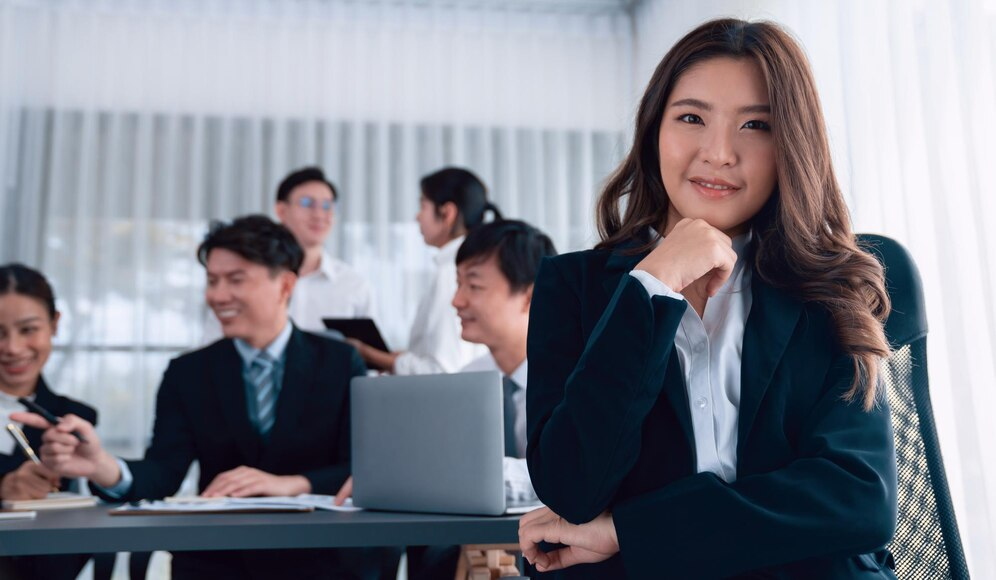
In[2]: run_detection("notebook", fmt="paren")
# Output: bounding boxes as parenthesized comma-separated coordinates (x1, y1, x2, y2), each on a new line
(2, 491, 97, 511)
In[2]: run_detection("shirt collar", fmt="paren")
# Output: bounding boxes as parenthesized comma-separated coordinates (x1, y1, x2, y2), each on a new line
(435, 236, 465, 266)
(313, 250, 337, 281)
(233, 320, 294, 367)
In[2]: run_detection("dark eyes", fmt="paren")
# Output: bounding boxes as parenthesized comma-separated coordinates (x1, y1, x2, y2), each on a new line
(742, 120, 771, 131)
(675, 114, 770, 131)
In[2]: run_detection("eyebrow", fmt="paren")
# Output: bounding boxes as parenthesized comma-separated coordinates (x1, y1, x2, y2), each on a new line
(669, 98, 771, 114)
(15, 316, 42, 325)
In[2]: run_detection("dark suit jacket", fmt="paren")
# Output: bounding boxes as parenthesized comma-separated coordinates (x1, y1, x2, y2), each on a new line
(526, 246, 898, 579)
(102, 327, 365, 579)
(0, 377, 97, 580)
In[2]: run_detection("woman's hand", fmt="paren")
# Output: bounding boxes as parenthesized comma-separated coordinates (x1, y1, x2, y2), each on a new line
(10, 412, 122, 488)
(345, 338, 401, 372)
(0, 461, 59, 499)
(518, 507, 620, 572)
(635, 218, 737, 296)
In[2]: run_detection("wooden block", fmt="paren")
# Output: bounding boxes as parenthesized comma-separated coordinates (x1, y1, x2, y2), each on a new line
(486, 550, 501, 569)
(468, 555, 486, 567)
(468, 565, 490, 580)
(498, 553, 515, 566)
(498, 564, 521, 577)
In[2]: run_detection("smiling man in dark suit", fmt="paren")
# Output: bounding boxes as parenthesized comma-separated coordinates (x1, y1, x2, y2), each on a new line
(15, 215, 381, 579)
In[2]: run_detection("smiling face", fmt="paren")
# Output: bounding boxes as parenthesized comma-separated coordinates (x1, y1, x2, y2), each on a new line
(204, 248, 295, 348)
(452, 254, 531, 352)
(0, 293, 58, 397)
(658, 56, 777, 236)
(275, 180, 336, 250)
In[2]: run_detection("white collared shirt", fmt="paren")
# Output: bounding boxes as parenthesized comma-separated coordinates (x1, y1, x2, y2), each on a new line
(629, 232, 753, 483)
(461, 353, 537, 505)
(202, 251, 375, 343)
(0, 389, 31, 456)
(394, 237, 487, 375)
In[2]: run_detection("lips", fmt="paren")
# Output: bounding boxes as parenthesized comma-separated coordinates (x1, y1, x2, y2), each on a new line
(0, 359, 33, 375)
(690, 177, 741, 199)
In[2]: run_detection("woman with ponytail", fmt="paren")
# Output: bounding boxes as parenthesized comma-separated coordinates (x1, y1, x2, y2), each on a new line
(518, 19, 897, 579)
(351, 167, 494, 374)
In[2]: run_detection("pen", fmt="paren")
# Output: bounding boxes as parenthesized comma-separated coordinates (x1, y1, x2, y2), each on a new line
(17, 398, 88, 443)
(6, 423, 41, 465)
(7, 423, 60, 493)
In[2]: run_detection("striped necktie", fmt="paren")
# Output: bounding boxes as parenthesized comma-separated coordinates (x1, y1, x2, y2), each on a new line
(502, 376, 525, 458)
(249, 352, 277, 435)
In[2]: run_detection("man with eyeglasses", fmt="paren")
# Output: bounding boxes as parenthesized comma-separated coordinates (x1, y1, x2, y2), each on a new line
(204, 167, 375, 342)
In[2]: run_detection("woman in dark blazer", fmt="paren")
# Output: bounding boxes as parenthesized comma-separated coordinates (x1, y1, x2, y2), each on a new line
(0, 263, 98, 580)
(518, 19, 898, 579)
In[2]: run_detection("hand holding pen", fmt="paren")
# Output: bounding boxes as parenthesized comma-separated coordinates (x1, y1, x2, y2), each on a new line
(2, 424, 59, 497)
(8, 410, 119, 485)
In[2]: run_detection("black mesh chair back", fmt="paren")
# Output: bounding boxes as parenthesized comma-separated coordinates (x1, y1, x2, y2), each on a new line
(859, 234, 970, 579)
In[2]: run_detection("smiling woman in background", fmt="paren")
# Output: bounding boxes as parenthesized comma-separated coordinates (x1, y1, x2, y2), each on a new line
(0, 264, 98, 580)
(519, 18, 898, 579)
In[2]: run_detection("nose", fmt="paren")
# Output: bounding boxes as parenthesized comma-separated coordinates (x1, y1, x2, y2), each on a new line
(1, 332, 24, 356)
(452, 286, 468, 310)
(206, 281, 232, 305)
(701, 125, 738, 167)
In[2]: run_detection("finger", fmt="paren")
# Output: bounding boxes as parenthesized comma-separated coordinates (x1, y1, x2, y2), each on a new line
(9, 411, 52, 430)
(334, 477, 353, 506)
(535, 547, 589, 572)
(54, 414, 96, 438)
(209, 473, 261, 497)
(28, 462, 59, 481)
(40, 438, 79, 455)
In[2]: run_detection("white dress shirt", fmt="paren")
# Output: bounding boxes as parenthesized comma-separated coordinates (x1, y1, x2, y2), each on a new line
(0, 390, 31, 456)
(203, 250, 375, 343)
(461, 353, 537, 505)
(394, 236, 486, 375)
(629, 232, 753, 483)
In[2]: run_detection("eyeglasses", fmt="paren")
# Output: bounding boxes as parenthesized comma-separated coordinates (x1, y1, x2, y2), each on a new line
(292, 196, 335, 212)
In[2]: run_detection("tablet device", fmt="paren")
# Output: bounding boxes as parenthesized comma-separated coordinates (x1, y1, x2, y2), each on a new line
(322, 318, 390, 352)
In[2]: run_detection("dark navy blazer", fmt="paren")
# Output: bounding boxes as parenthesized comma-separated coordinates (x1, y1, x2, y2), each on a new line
(97, 327, 366, 580)
(526, 245, 897, 579)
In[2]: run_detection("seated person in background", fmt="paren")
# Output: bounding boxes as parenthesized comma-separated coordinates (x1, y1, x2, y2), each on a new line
(453, 219, 556, 506)
(0, 263, 97, 580)
(204, 167, 375, 341)
(336, 219, 556, 580)
(15, 216, 384, 580)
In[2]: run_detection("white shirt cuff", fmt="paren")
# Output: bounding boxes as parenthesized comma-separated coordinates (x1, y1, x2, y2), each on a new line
(629, 270, 685, 301)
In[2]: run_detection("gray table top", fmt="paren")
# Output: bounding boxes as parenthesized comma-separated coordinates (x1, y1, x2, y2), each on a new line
(0, 505, 522, 556)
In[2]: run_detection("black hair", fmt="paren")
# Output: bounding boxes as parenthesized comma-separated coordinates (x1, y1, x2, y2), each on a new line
(0, 264, 58, 320)
(276, 166, 339, 202)
(456, 219, 558, 294)
(197, 215, 304, 276)
(420, 167, 501, 234)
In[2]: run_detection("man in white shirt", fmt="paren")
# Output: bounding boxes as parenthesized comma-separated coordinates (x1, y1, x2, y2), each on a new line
(203, 167, 374, 342)
(452, 219, 557, 507)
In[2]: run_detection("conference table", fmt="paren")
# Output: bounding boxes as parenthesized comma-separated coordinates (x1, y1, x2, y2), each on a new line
(0, 505, 522, 556)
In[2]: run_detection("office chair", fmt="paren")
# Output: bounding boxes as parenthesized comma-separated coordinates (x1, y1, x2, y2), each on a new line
(858, 234, 970, 579)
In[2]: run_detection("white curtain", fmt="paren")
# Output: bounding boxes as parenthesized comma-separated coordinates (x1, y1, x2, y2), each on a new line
(632, 0, 996, 574)
(0, 0, 631, 455)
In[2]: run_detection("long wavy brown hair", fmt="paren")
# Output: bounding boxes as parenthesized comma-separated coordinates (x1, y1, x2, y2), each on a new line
(596, 18, 890, 410)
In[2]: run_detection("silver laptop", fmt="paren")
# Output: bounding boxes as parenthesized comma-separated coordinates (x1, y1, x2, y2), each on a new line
(351, 371, 514, 516)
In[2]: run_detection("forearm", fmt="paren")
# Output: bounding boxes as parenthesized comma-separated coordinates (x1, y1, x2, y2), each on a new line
(527, 273, 685, 523)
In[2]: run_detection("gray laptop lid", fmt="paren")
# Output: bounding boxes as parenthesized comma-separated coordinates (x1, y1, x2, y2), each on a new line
(351, 371, 506, 516)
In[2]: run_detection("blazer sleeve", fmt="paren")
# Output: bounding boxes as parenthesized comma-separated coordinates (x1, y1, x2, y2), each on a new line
(120, 359, 198, 501)
(299, 346, 366, 494)
(526, 257, 687, 523)
(612, 353, 898, 577)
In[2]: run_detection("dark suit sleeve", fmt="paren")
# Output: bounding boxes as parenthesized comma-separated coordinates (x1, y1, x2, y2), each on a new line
(613, 353, 898, 577)
(299, 346, 366, 494)
(116, 360, 197, 501)
(526, 258, 687, 523)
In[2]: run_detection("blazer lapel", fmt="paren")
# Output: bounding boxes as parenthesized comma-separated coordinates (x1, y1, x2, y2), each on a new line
(737, 277, 803, 457)
(213, 341, 262, 464)
(262, 328, 316, 458)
